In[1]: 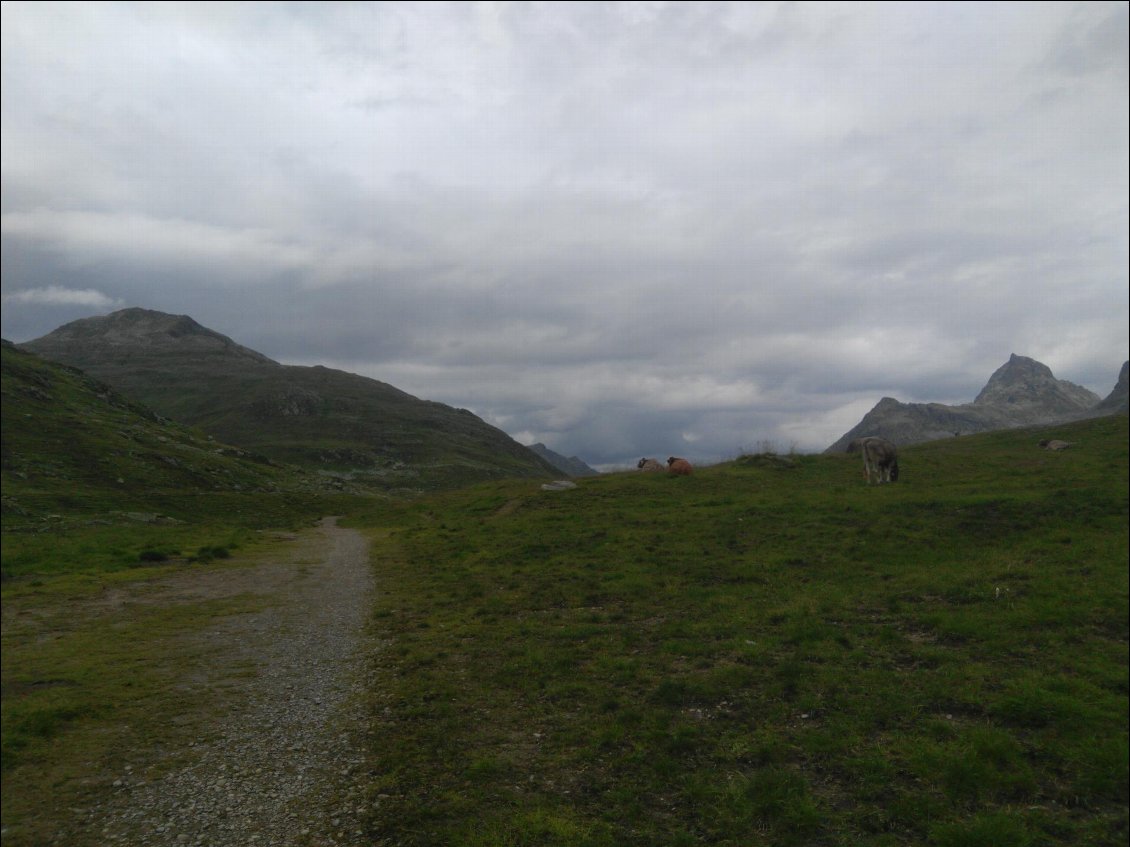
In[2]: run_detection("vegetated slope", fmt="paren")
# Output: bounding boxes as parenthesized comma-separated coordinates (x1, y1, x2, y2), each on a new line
(351, 415, 1129, 846)
(22, 308, 557, 491)
(1, 339, 333, 530)
(826, 353, 1126, 452)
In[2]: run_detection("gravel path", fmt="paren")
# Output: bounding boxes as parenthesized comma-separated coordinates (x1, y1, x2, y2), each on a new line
(87, 517, 376, 847)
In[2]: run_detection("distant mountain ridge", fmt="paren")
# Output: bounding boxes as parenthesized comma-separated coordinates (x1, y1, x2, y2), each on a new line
(527, 443, 599, 477)
(826, 353, 1128, 452)
(22, 308, 557, 490)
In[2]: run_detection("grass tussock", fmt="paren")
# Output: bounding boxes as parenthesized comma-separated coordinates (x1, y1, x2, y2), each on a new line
(350, 415, 1128, 846)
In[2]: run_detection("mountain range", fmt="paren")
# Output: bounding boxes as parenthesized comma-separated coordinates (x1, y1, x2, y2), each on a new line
(826, 354, 1128, 453)
(20, 308, 559, 490)
(13, 309, 1127, 476)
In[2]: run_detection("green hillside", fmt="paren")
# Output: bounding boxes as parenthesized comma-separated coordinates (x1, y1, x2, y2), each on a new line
(21, 308, 558, 490)
(349, 414, 1128, 845)
(1, 340, 344, 577)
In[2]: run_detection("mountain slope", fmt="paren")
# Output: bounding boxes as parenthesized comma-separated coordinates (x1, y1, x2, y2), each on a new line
(1, 339, 329, 524)
(21, 309, 556, 490)
(1094, 360, 1129, 415)
(526, 443, 599, 477)
(826, 353, 1121, 452)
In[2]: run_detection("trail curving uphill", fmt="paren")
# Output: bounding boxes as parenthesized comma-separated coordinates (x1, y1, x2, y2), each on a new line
(88, 517, 375, 846)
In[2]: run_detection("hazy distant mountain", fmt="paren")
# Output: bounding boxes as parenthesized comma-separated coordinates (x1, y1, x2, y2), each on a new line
(826, 354, 1125, 452)
(527, 443, 599, 477)
(22, 308, 557, 490)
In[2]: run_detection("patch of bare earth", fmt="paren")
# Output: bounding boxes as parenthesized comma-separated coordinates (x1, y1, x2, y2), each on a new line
(75, 517, 376, 846)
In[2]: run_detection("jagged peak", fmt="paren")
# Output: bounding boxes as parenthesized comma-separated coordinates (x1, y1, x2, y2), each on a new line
(974, 354, 1092, 406)
(826, 355, 1114, 452)
(985, 353, 1054, 382)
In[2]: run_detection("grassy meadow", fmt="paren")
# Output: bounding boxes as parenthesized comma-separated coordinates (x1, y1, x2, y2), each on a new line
(348, 414, 1128, 846)
(2, 412, 1127, 845)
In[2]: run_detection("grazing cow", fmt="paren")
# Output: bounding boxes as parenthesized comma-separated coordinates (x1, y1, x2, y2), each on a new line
(667, 456, 694, 476)
(637, 457, 665, 472)
(848, 437, 899, 484)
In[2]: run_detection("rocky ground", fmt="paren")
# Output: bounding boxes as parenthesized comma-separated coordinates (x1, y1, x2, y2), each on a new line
(77, 517, 376, 846)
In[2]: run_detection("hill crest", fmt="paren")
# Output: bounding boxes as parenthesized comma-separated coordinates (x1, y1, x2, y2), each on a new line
(30, 307, 278, 365)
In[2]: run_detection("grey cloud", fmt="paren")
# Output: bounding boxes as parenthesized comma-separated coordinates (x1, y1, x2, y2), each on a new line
(2, 2, 1126, 466)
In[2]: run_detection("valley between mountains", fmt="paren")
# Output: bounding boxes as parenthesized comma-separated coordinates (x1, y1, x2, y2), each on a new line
(3, 309, 1127, 845)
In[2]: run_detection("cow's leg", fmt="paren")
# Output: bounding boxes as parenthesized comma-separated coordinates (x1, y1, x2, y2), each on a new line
(864, 449, 877, 484)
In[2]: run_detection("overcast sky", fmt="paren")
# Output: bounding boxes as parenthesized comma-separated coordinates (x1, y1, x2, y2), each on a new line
(2, 2, 1127, 468)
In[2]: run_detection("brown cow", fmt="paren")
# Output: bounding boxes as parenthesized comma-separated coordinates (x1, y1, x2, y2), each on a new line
(667, 456, 694, 476)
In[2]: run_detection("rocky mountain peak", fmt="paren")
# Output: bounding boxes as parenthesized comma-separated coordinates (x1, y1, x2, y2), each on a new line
(974, 353, 1099, 411)
(825, 354, 1117, 453)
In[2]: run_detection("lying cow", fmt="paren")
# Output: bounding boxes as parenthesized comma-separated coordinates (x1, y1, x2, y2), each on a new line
(667, 456, 694, 476)
(637, 458, 665, 472)
(848, 436, 899, 484)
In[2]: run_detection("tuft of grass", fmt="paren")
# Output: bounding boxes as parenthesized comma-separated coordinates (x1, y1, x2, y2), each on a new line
(192, 545, 232, 563)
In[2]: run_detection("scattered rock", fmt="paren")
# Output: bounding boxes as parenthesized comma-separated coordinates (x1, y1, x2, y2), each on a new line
(541, 480, 577, 492)
(1038, 439, 1073, 450)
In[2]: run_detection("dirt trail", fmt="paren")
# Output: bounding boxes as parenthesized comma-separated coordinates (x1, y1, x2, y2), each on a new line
(81, 517, 376, 846)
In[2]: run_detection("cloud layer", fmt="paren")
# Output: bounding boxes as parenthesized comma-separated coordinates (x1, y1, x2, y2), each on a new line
(3, 2, 1127, 467)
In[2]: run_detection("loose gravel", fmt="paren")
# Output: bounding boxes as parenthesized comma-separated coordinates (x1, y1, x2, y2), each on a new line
(83, 517, 376, 847)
